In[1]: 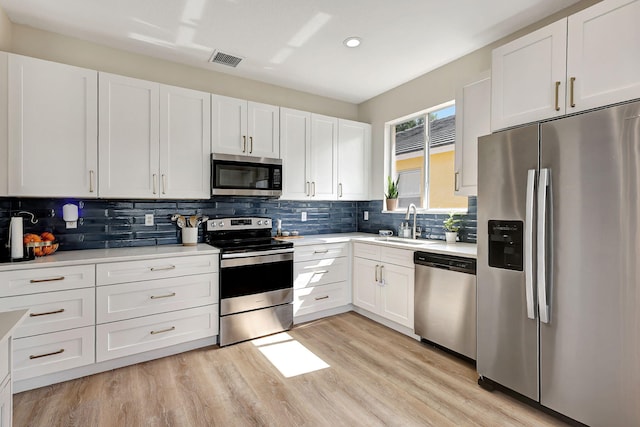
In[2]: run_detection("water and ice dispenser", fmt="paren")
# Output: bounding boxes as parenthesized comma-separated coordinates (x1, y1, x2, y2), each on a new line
(488, 220, 523, 271)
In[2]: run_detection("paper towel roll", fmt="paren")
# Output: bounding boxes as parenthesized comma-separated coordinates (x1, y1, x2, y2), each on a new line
(10, 217, 24, 259)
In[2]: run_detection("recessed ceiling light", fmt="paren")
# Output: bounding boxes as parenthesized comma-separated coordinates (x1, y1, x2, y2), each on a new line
(343, 37, 361, 48)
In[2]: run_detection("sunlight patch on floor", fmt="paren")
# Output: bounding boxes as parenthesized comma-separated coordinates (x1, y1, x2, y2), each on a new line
(252, 332, 330, 378)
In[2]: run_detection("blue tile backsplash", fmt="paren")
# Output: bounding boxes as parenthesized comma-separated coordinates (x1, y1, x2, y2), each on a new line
(0, 196, 476, 252)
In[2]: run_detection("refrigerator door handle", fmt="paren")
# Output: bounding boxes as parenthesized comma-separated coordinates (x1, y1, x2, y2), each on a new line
(525, 169, 537, 320)
(537, 168, 551, 324)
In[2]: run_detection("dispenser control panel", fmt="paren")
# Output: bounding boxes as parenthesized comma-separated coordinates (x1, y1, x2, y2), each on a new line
(488, 220, 523, 271)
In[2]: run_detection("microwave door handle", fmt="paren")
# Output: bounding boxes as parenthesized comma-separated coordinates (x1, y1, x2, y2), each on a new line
(525, 169, 536, 320)
(537, 168, 551, 324)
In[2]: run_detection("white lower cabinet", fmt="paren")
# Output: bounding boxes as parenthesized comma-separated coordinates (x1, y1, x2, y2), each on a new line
(352, 242, 414, 329)
(13, 326, 95, 381)
(96, 305, 218, 362)
(0, 375, 9, 427)
(293, 242, 350, 320)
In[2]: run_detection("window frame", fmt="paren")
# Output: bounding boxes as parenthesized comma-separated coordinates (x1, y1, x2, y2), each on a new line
(383, 100, 467, 214)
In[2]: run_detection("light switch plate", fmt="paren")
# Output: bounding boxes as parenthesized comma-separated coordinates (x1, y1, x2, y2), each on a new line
(145, 214, 154, 226)
(364, 211, 369, 221)
(301, 212, 307, 222)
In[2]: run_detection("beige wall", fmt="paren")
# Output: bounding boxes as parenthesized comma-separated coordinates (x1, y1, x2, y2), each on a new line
(358, 0, 601, 199)
(0, 6, 11, 51)
(7, 24, 358, 120)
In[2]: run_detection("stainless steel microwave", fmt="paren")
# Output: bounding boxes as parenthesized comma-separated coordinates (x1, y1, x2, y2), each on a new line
(211, 153, 282, 197)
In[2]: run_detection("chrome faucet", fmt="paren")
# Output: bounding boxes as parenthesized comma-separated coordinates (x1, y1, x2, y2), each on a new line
(405, 203, 418, 239)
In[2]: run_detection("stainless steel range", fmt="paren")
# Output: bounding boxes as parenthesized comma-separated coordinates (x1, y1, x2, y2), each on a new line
(205, 217, 294, 346)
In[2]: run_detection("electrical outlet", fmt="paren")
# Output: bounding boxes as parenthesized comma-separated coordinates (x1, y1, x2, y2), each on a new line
(301, 212, 307, 222)
(145, 214, 154, 226)
(364, 211, 369, 221)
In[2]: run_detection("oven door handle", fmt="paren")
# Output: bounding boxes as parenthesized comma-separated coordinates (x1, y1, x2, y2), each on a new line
(221, 248, 294, 259)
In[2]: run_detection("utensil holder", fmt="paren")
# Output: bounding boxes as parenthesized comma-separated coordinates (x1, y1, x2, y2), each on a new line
(182, 228, 198, 246)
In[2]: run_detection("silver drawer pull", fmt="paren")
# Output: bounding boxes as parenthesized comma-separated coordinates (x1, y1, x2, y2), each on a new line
(150, 265, 176, 272)
(30, 348, 64, 360)
(313, 250, 329, 254)
(312, 270, 329, 275)
(30, 308, 65, 317)
(30, 276, 65, 284)
(314, 295, 329, 301)
(150, 326, 176, 335)
(150, 292, 176, 300)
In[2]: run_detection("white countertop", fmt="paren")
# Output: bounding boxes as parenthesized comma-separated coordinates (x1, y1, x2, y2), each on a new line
(0, 309, 29, 343)
(0, 244, 219, 272)
(279, 233, 477, 258)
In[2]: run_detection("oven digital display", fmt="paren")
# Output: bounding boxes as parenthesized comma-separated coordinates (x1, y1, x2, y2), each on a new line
(230, 219, 252, 226)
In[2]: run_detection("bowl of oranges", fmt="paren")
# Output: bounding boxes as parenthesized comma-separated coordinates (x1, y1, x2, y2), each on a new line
(24, 232, 58, 257)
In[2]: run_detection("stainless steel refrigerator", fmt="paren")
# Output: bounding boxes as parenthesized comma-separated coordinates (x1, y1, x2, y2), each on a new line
(477, 100, 640, 427)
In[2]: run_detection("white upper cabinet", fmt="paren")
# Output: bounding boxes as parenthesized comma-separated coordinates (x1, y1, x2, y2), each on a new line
(0, 53, 7, 197)
(159, 85, 211, 199)
(337, 119, 370, 200)
(492, 0, 640, 131)
(455, 73, 491, 196)
(491, 19, 567, 130)
(566, 0, 640, 113)
(310, 114, 338, 200)
(211, 94, 279, 158)
(99, 73, 210, 199)
(280, 108, 311, 199)
(99, 72, 160, 198)
(8, 54, 98, 197)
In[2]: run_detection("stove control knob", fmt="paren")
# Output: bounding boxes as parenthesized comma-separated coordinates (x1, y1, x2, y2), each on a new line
(257, 220, 263, 225)
(210, 222, 216, 228)
(218, 221, 224, 227)
(264, 220, 270, 226)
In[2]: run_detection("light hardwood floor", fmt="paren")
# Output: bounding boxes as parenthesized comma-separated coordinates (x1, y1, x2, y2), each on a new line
(13, 312, 566, 427)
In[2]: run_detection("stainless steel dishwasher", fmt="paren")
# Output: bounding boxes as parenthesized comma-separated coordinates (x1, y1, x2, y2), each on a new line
(414, 251, 477, 361)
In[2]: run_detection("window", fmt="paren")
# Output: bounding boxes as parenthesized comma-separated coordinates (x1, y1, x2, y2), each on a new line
(387, 101, 467, 211)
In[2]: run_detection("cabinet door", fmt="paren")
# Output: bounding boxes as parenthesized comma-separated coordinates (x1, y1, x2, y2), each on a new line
(567, 0, 640, 113)
(455, 74, 491, 196)
(98, 72, 159, 198)
(310, 114, 338, 200)
(247, 101, 279, 158)
(0, 375, 10, 427)
(491, 19, 567, 131)
(0, 53, 7, 197)
(280, 108, 311, 200)
(159, 85, 211, 199)
(8, 54, 98, 197)
(379, 263, 414, 328)
(337, 119, 371, 200)
(211, 94, 247, 155)
(352, 257, 379, 313)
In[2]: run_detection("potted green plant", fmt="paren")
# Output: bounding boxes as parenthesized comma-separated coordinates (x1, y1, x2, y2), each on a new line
(443, 212, 462, 244)
(385, 175, 399, 211)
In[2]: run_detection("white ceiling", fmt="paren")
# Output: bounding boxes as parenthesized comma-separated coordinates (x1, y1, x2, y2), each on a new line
(0, 0, 581, 104)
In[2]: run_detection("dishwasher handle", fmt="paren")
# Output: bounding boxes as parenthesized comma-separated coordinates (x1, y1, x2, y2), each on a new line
(414, 252, 476, 275)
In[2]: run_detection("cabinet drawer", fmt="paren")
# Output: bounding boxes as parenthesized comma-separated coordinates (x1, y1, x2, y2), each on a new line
(97, 273, 218, 323)
(0, 265, 95, 297)
(96, 305, 218, 362)
(96, 255, 218, 285)
(294, 243, 348, 262)
(13, 326, 95, 381)
(380, 247, 415, 269)
(294, 257, 347, 289)
(0, 288, 94, 338)
(294, 282, 350, 317)
(353, 242, 381, 261)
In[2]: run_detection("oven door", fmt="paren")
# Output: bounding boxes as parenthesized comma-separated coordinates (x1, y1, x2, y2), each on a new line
(211, 153, 282, 197)
(219, 248, 293, 315)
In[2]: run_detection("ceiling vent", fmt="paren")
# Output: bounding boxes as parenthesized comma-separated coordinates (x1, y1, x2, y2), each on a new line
(209, 50, 244, 68)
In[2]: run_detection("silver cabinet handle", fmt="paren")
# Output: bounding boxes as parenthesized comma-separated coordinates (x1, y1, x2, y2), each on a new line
(312, 270, 329, 275)
(454, 172, 460, 192)
(379, 265, 384, 284)
(152, 174, 158, 195)
(525, 169, 537, 320)
(242, 136, 247, 153)
(30, 308, 65, 317)
(554, 81, 561, 112)
(150, 326, 175, 335)
(150, 265, 176, 272)
(314, 295, 329, 301)
(30, 276, 65, 284)
(312, 182, 316, 197)
(537, 168, 550, 324)
(30, 349, 64, 360)
(338, 183, 343, 197)
(162, 174, 167, 194)
(313, 249, 328, 254)
(569, 77, 576, 108)
(89, 170, 95, 193)
(306, 181, 310, 196)
(375, 264, 379, 282)
(150, 292, 176, 300)
(249, 136, 253, 154)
